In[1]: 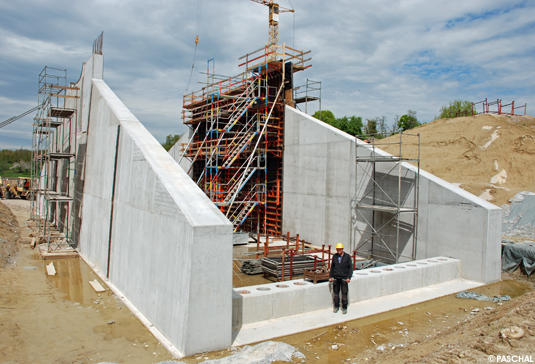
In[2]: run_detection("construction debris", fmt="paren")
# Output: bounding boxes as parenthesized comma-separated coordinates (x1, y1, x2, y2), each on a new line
(240, 260, 263, 275)
(46, 262, 56, 276)
(455, 291, 511, 303)
(89, 279, 106, 293)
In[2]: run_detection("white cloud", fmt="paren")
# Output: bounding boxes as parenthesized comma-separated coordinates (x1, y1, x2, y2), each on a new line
(0, 0, 533, 148)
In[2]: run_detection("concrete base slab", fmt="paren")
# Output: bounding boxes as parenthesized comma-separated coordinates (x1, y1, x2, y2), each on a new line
(232, 278, 483, 346)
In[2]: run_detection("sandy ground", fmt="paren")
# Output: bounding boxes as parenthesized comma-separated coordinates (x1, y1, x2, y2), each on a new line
(379, 114, 535, 207)
(0, 199, 176, 364)
(1, 199, 534, 363)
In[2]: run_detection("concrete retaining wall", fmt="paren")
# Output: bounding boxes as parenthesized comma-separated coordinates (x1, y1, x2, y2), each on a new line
(283, 108, 355, 248)
(283, 106, 501, 284)
(233, 256, 460, 328)
(77, 55, 233, 356)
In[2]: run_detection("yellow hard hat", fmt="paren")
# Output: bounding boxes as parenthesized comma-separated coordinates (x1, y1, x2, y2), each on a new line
(336, 243, 344, 249)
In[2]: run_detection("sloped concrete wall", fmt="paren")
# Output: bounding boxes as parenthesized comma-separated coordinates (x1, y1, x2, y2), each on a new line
(168, 129, 192, 174)
(78, 55, 233, 356)
(283, 106, 501, 284)
(283, 107, 355, 248)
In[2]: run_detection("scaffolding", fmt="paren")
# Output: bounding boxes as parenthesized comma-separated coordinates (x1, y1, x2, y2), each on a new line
(181, 43, 311, 235)
(351, 133, 420, 264)
(31, 66, 79, 251)
(293, 79, 321, 114)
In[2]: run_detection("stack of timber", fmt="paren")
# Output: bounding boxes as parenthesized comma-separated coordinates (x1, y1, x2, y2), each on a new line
(240, 259, 263, 275)
(261, 255, 317, 280)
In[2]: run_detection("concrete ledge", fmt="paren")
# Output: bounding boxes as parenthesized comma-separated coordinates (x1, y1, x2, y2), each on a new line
(233, 256, 460, 329)
(232, 277, 483, 346)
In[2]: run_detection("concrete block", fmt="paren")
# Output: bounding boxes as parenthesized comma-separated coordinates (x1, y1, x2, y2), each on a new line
(418, 261, 440, 286)
(354, 270, 381, 301)
(397, 263, 423, 291)
(303, 282, 332, 311)
(378, 266, 403, 296)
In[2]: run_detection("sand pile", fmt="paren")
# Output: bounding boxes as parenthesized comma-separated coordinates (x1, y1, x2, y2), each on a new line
(379, 114, 535, 206)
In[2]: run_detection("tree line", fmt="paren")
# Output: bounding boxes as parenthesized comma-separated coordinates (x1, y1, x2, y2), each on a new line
(0, 149, 32, 175)
(311, 99, 474, 138)
(312, 110, 421, 139)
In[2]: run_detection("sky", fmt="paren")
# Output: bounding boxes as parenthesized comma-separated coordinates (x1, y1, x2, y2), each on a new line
(0, 0, 534, 149)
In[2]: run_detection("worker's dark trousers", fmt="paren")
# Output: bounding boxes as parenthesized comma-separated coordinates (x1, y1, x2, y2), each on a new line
(333, 278, 348, 309)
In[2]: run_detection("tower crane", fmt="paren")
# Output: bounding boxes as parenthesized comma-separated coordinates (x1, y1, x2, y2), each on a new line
(250, 1, 294, 58)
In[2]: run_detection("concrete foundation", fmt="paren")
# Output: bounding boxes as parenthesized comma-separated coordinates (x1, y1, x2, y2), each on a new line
(232, 256, 459, 329)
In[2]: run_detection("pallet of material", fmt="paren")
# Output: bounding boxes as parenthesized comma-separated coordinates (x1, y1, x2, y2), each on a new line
(261, 255, 318, 280)
(304, 268, 330, 284)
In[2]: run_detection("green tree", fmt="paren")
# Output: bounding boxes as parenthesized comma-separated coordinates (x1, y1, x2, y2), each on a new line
(435, 100, 475, 120)
(365, 118, 378, 136)
(313, 110, 363, 137)
(398, 110, 420, 131)
(337, 115, 363, 136)
(312, 110, 336, 126)
(161, 134, 182, 151)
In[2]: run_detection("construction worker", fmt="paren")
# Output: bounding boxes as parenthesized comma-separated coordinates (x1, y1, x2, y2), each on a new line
(329, 243, 353, 314)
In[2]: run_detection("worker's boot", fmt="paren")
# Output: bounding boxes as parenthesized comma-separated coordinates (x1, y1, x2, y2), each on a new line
(342, 308, 347, 314)
(333, 306, 339, 313)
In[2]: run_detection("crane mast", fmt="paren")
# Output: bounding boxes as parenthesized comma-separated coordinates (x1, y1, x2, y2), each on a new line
(250, 0, 294, 59)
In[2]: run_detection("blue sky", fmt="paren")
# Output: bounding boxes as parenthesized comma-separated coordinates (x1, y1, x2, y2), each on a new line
(0, 0, 534, 149)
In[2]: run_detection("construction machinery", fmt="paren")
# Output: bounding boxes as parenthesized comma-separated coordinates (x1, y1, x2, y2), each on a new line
(6, 177, 33, 199)
(250, 0, 294, 59)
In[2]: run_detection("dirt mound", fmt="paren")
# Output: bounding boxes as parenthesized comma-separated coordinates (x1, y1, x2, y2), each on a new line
(0, 200, 20, 267)
(379, 114, 535, 206)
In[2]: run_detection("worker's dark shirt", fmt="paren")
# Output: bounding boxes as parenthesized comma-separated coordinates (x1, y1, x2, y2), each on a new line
(329, 252, 353, 280)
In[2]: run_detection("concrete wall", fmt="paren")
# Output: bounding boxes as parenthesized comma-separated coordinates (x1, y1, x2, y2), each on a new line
(283, 106, 502, 284)
(283, 107, 355, 248)
(77, 55, 233, 356)
(168, 129, 192, 174)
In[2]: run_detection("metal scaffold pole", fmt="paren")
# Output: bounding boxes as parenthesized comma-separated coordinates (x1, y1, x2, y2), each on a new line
(352, 132, 420, 264)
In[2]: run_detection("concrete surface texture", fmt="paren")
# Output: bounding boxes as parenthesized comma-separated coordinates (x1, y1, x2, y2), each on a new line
(283, 106, 501, 284)
(283, 107, 356, 249)
(76, 54, 233, 356)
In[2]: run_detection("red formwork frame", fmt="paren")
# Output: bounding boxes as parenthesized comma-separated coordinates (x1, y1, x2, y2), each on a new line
(181, 44, 311, 235)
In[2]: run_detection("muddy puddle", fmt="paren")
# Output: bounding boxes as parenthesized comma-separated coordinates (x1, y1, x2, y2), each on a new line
(179, 279, 530, 363)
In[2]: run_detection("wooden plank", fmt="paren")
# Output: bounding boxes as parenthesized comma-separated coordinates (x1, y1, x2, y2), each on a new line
(49, 85, 80, 90)
(46, 262, 56, 276)
(89, 280, 106, 292)
(49, 94, 80, 99)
